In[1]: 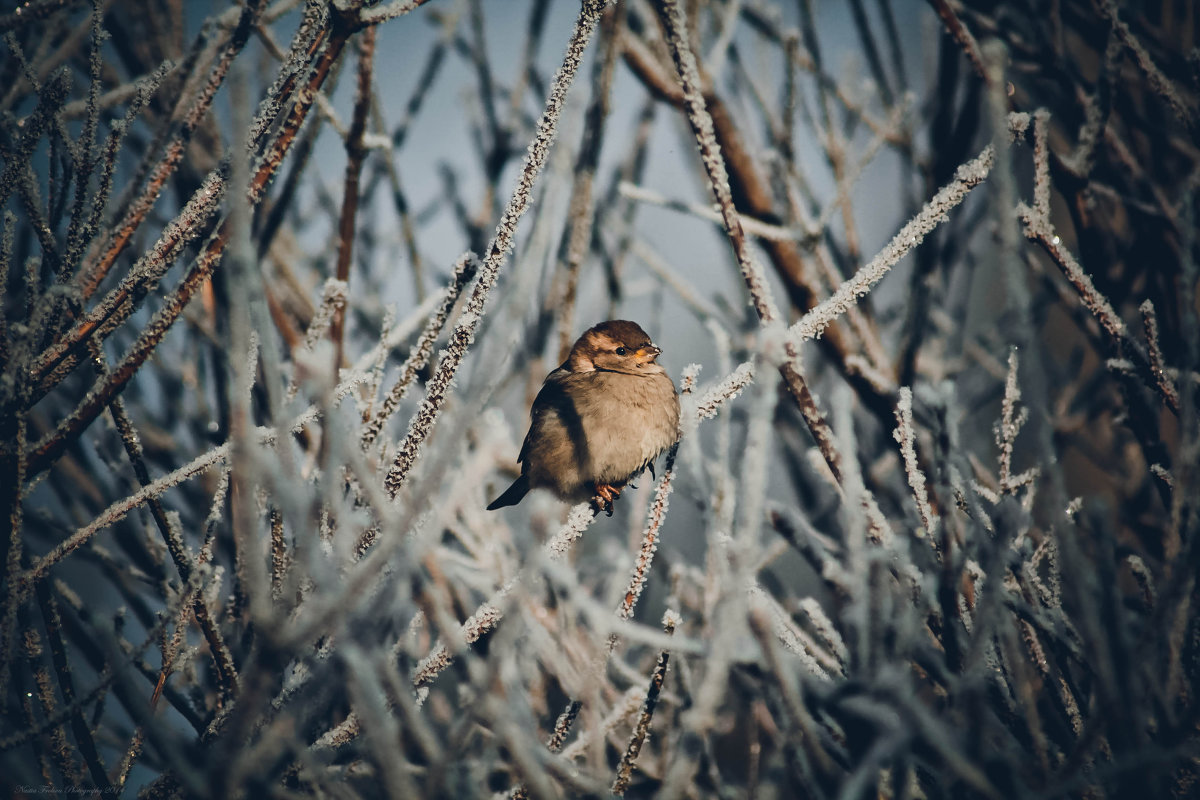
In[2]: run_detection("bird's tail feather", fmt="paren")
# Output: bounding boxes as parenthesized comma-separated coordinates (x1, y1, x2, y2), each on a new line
(487, 475, 529, 510)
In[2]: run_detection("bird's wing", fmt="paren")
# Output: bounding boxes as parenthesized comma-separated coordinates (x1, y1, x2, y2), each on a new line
(517, 368, 572, 465)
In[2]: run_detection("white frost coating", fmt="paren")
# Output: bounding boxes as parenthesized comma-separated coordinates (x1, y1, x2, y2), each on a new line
(692, 361, 755, 423)
(1019, 208, 1128, 343)
(893, 387, 938, 537)
(412, 578, 516, 689)
(303, 278, 350, 351)
(545, 503, 599, 561)
(312, 713, 359, 750)
(202, 565, 225, 612)
(680, 362, 702, 394)
(845, 354, 896, 396)
(1149, 463, 1173, 488)
(791, 143, 998, 343)
(748, 585, 836, 680)
(615, 442, 679, 625)
(1018, 111, 1128, 348)
(292, 339, 337, 399)
(1105, 358, 1135, 374)
(1140, 300, 1177, 407)
(797, 597, 848, 665)
(559, 687, 644, 762)
(758, 320, 791, 367)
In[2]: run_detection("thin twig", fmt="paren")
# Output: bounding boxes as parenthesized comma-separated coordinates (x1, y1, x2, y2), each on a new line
(330, 25, 377, 369)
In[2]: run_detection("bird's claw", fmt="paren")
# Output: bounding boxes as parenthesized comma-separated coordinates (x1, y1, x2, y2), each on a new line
(593, 483, 621, 516)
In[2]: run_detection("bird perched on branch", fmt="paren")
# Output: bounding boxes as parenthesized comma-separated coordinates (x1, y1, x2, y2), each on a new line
(488, 320, 680, 516)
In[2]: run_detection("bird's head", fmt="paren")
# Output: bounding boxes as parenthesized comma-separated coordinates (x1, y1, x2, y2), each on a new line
(567, 320, 663, 375)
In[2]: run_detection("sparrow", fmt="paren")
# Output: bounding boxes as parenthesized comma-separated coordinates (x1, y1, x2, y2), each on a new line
(488, 320, 680, 516)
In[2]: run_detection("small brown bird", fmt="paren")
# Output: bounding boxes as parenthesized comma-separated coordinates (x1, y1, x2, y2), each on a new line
(488, 320, 680, 515)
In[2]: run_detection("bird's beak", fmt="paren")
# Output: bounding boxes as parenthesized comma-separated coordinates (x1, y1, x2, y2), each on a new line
(635, 344, 662, 363)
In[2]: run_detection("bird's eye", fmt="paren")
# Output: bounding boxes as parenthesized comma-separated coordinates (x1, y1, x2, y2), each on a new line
(615, 346, 627, 356)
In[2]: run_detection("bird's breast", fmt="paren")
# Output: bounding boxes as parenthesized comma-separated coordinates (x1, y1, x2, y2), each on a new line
(570, 371, 680, 483)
